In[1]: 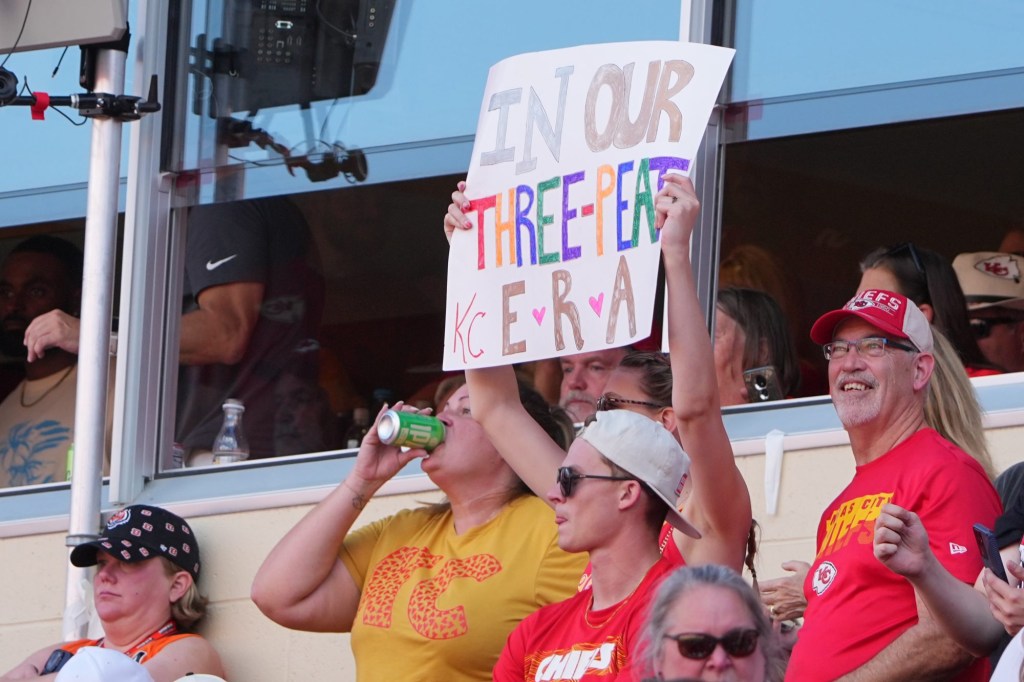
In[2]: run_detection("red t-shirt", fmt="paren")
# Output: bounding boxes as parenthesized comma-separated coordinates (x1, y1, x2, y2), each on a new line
(494, 557, 675, 682)
(787, 429, 1000, 681)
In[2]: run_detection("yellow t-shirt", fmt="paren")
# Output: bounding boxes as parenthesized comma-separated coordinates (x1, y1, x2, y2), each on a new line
(340, 495, 587, 682)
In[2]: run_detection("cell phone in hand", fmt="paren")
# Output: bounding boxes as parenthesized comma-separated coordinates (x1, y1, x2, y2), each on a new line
(743, 365, 784, 403)
(973, 523, 1008, 582)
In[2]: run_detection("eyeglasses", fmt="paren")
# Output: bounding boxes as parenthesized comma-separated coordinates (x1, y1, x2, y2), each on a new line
(664, 628, 760, 660)
(557, 466, 635, 498)
(596, 394, 666, 412)
(970, 317, 1022, 340)
(822, 336, 917, 361)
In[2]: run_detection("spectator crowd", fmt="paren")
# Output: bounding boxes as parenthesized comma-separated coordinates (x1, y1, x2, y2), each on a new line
(4, 174, 1024, 681)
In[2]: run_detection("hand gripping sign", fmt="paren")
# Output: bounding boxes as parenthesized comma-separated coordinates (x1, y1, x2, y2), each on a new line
(444, 41, 734, 369)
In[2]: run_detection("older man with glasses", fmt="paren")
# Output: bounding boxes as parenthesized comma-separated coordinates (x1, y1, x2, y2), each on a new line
(954, 251, 1024, 373)
(783, 288, 1001, 682)
(558, 347, 631, 423)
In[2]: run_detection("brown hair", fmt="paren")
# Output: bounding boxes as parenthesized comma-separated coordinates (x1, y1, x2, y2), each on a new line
(618, 351, 672, 406)
(159, 557, 209, 632)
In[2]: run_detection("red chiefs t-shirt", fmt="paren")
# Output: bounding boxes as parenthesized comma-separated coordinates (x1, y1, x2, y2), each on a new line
(787, 429, 1000, 681)
(494, 558, 675, 681)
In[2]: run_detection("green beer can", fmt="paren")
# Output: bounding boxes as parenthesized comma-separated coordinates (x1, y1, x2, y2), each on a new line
(377, 410, 445, 451)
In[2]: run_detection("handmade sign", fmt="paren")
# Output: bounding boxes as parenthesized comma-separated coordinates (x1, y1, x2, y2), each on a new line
(444, 41, 734, 369)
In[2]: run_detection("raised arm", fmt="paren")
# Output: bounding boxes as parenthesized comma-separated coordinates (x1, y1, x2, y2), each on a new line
(656, 175, 751, 570)
(251, 405, 425, 631)
(464, 365, 565, 502)
(445, 181, 565, 501)
(873, 503, 1002, 658)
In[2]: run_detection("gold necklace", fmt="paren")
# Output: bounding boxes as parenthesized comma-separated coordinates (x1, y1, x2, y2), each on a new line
(583, 580, 643, 629)
(20, 365, 75, 408)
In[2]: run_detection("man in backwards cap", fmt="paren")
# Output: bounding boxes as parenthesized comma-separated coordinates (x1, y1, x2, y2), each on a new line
(0, 504, 224, 681)
(492, 409, 700, 681)
(785, 290, 1001, 681)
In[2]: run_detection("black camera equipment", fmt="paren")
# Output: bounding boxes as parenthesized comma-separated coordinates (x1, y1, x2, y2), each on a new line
(0, 66, 18, 106)
(0, 30, 161, 121)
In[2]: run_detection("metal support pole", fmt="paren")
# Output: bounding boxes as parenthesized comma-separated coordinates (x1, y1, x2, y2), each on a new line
(63, 45, 126, 641)
(681, 0, 726, 328)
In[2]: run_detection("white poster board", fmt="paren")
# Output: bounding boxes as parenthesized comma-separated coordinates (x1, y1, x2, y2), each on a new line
(444, 41, 734, 370)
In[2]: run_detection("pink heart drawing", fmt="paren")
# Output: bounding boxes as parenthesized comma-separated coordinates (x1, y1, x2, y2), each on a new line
(532, 307, 546, 325)
(589, 293, 604, 317)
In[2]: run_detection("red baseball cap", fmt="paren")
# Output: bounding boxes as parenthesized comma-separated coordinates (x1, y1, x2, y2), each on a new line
(810, 289, 933, 353)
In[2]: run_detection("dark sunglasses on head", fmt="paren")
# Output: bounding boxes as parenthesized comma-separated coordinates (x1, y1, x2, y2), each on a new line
(884, 242, 925, 276)
(596, 394, 665, 412)
(556, 466, 635, 498)
(970, 317, 1021, 340)
(664, 628, 760, 660)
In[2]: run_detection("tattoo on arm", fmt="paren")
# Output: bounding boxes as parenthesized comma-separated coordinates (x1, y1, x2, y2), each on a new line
(343, 479, 367, 510)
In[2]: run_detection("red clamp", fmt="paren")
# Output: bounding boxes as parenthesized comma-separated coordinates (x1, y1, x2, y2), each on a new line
(30, 92, 50, 120)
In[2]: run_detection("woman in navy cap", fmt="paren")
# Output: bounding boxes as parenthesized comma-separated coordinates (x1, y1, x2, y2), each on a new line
(1, 504, 225, 681)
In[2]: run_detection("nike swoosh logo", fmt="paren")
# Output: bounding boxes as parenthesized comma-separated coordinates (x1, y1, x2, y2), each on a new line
(206, 254, 238, 271)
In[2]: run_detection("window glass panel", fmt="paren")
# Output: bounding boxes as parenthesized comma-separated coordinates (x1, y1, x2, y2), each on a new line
(171, 0, 682, 184)
(0, 222, 121, 489)
(729, 1, 1024, 103)
(167, 176, 456, 466)
(719, 108, 1024, 405)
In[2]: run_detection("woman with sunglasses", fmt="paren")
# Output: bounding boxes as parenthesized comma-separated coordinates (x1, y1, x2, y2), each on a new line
(859, 243, 1001, 377)
(640, 564, 782, 682)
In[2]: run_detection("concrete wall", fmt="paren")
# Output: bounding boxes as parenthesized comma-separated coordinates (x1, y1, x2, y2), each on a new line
(2, 423, 1021, 679)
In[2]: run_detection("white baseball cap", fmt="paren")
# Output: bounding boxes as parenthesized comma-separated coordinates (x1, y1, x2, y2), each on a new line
(953, 252, 1024, 310)
(55, 647, 155, 682)
(577, 409, 700, 538)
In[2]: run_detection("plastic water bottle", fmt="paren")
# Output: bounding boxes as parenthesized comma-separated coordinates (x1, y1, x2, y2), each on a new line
(212, 399, 249, 464)
(345, 407, 371, 449)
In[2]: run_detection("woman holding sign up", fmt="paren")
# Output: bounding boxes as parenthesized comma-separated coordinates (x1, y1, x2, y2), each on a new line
(445, 174, 755, 678)
(446, 175, 751, 571)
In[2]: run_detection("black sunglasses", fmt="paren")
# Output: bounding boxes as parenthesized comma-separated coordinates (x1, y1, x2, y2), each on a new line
(884, 242, 925, 276)
(596, 394, 665, 412)
(556, 466, 635, 498)
(882, 242, 931, 303)
(970, 317, 1021, 340)
(664, 628, 760, 660)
